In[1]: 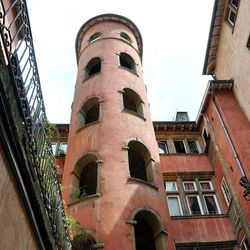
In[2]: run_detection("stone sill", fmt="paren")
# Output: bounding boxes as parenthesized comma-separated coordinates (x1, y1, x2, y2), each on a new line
(68, 193, 101, 206)
(128, 177, 158, 191)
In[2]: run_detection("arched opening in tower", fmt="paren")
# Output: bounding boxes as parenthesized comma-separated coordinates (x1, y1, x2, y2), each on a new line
(119, 52, 136, 72)
(85, 57, 101, 79)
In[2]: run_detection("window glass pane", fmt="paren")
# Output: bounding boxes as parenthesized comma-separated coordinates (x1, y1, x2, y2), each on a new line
(51, 143, 57, 156)
(174, 141, 186, 153)
(221, 179, 231, 206)
(166, 181, 177, 191)
(204, 195, 219, 214)
(183, 182, 196, 191)
(187, 140, 199, 153)
(59, 143, 67, 155)
(167, 197, 181, 216)
(231, 0, 239, 8)
(158, 141, 168, 154)
(228, 9, 236, 24)
(200, 181, 212, 190)
(187, 196, 202, 215)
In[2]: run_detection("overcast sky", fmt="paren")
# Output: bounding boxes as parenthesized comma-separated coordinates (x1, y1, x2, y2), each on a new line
(27, 0, 214, 123)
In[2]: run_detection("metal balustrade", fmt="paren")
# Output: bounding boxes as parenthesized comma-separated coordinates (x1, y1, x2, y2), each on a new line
(0, 0, 70, 248)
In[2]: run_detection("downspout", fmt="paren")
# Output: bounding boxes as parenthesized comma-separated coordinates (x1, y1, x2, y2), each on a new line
(211, 86, 250, 200)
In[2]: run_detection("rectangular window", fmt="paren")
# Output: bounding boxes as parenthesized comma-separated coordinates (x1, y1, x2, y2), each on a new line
(165, 181, 178, 191)
(203, 195, 220, 214)
(51, 143, 57, 156)
(227, 0, 239, 26)
(174, 140, 186, 153)
(221, 178, 232, 206)
(183, 181, 197, 191)
(187, 140, 199, 153)
(200, 181, 213, 191)
(167, 196, 182, 216)
(59, 143, 67, 155)
(186, 195, 203, 215)
(158, 141, 168, 154)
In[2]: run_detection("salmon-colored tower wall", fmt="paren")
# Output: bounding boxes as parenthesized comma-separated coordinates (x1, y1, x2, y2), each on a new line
(62, 14, 174, 249)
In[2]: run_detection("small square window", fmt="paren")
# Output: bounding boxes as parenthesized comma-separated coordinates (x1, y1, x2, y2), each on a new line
(165, 181, 178, 191)
(167, 196, 182, 216)
(200, 181, 213, 191)
(183, 181, 197, 191)
(158, 141, 168, 154)
(186, 195, 203, 215)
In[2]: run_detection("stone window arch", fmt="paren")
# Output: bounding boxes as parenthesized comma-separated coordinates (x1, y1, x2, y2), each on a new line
(77, 97, 100, 129)
(70, 153, 100, 202)
(84, 57, 101, 80)
(127, 140, 154, 184)
(88, 32, 102, 43)
(122, 88, 144, 117)
(132, 209, 167, 250)
(120, 32, 132, 43)
(119, 52, 136, 73)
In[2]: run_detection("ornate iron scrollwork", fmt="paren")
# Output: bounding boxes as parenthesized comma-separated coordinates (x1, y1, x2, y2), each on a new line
(240, 176, 250, 201)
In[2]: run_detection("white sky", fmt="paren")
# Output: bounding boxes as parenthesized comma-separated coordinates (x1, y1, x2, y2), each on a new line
(27, 0, 214, 123)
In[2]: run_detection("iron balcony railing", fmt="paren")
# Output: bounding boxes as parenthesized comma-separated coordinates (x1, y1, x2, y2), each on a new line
(0, 0, 70, 248)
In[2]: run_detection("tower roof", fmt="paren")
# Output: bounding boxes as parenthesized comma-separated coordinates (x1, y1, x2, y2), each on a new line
(75, 13, 143, 64)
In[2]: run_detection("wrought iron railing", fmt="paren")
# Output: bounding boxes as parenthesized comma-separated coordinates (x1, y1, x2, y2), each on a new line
(0, 0, 70, 248)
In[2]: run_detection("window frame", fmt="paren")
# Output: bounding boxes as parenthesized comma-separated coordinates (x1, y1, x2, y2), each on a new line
(199, 180, 213, 191)
(88, 32, 102, 44)
(165, 181, 178, 192)
(158, 141, 168, 154)
(221, 178, 232, 207)
(227, 0, 240, 27)
(186, 194, 204, 215)
(203, 194, 221, 215)
(173, 140, 187, 154)
(167, 195, 183, 216)
(183, 181, 197, 191)
(240, 235, 250, 250)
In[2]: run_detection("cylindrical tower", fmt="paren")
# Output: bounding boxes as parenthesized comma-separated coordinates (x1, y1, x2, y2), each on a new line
(63, 14, 173, 249)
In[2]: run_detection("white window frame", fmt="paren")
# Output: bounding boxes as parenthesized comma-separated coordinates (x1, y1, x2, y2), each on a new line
(227, 0, 239, 26)
(240, 235, 250, 250)
(186, 195, 204, 215)
(165, 181, 178, 192)
(183, 181, 197, 191)
(167, 195, 183, 216)
(173, 140, 187, 153)
(203, 194, 221, 215)
(221, 178, 232, 207)
(199, 180, 213, 191)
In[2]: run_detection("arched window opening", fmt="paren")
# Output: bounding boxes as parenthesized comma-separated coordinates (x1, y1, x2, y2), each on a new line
(88, 32, 102, 43)
(71, 153, 98, 202)
(79, 162, 97, 198)
(134, 210, 166, 250)
(119, 52, 136, 72)
(78, 97, 100, 129)
(84, 57, 101, 79)
(72, 234, 96, 250)
(120, 32, 132, 43)
(123, 88, 143, 116)
(128, 141, 153, 183)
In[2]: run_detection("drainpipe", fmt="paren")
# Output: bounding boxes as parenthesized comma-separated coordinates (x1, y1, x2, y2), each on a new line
(211, 84, 250, 200)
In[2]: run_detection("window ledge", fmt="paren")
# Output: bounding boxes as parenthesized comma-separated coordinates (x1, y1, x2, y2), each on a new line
(77, 120, 100, 133)
(82, 72, 101, 83)
(118, 66, 139, 77)
(160, 153, 206, 156)
(128, 177, 158, 190)
(122, 109, 146, 121)
(69, 193, 101, 206)
(170, 213, 228, 220)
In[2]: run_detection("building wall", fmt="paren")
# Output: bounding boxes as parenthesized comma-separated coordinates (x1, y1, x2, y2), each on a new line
(0, 143, 38, 250)
(214, 0, 250, 121)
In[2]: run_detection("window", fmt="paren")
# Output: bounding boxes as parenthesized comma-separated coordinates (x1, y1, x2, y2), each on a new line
(72, 234, 96, 250)
(186, 195, 203, 215)
(122, 88, 143, 116)
(51, 143, 57, 155)
(88, 32, 102, 43)
(71, 153, 99, 202)
(174, 140, 186, 153)
(59, 143, 67, 155)
(246, 34, 250, 49)
(167, 196, 182, 216)
(166, 178, 221, 216)
(78, 97, 100, 129)
(221, 178, 232, 206)
(203, 195, 220, 214)
(127, 140, 154, 184)
(120, 32, 132, 43)
(158, 141, 168, 154)
(187, 140, 199, 153)
(84, 57, 101, 80)
(227, 0, 240, 26)
(240, 236, 250, 250)
(119, 52, 136, 73)
(165, 181, 177, 191)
